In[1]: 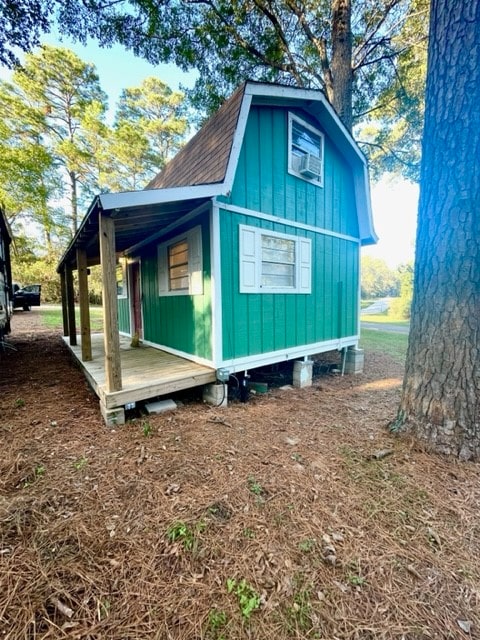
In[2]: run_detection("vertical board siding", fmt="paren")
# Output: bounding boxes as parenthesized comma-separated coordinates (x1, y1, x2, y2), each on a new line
(136, 212, 212, 360)
(220, 210, 359, 360)
(219, 104, 360, 362)
(227, 106, 359, 238)
(118, 298, 130, 334)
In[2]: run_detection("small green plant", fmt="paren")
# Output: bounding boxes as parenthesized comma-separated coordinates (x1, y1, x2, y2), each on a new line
(206, 608, 227, 638)
(346, 559, 366, 587)
(247, 476, 263, 496)
(298, 538, 316, 553)
(226, 578, 261, 619)
(34, 464, 46, 478)
(23, 464, 46, 488)
(14, 398, 25, 408)
(73, 456, 88, 471)
(167, 520, 206, 552)
(347, 574, 366, 587)
(286, 589, 313, 632)
(242, 527, 255, 539)
(142, 420, 152, 437)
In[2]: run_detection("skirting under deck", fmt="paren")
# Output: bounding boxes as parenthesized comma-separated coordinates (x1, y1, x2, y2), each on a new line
(64, 333, 216, 410)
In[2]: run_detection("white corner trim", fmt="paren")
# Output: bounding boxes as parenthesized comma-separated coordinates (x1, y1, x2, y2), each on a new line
(223, 93, 253, 192)
(210, 203, 223, 367)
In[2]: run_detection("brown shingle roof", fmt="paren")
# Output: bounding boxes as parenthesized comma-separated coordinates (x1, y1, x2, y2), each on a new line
(146, 84, 246, 190)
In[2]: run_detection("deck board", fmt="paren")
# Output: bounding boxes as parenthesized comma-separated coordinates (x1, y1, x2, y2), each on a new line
(64, 334, 216, 409)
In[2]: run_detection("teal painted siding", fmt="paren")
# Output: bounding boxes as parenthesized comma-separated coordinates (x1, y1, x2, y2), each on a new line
(220, 211, 359, 360)
(118, 298, 130, 334)
(136, 212, 212, 360)
(218, 105, 361, 361)
(222, 106, 359, 238)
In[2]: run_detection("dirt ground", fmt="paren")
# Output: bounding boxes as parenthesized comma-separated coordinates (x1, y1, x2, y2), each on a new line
(1, 310, 479, 640)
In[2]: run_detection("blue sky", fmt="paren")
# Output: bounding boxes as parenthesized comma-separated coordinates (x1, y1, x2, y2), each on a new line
(1, 33, 418, 268)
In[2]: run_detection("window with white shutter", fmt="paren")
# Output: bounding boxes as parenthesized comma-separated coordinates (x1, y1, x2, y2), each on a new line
(239, 225, 312, 294)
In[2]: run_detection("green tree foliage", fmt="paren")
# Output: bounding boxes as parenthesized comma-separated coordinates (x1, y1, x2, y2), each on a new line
(101, 77, 188, 191)
(361, 256, 400, 298)
(0, 45, 108, 237)
(0, 1, 428, 178)
(358, 0, 428, 180)
(0, 0, 52, 68)
(389, 262, 413, 318)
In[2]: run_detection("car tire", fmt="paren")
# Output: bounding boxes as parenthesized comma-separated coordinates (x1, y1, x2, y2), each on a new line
(23, 305, 31, 312)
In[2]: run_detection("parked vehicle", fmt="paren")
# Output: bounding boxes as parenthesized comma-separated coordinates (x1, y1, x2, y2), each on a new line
(0, 207, 13, 341)
(12, 283, 41, 311)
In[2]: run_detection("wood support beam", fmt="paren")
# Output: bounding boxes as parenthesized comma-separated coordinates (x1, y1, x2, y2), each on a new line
(99, 213, 122, 392)
(60, 269, 69, 336)
(65, 265, 77, 346)
(76, 248, 92, 362)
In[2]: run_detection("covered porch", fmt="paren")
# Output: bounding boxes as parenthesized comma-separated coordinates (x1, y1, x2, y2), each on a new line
(57, 187, 220, 424)
(65, 333, 216, 425)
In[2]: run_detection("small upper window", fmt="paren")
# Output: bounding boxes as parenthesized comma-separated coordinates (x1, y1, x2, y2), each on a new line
(288, 113, 324, 186)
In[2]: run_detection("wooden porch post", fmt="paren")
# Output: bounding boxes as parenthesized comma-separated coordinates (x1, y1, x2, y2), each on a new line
(99, 213, 122, 392)
(60, 269, 69, 336)
(65, 265, 77, 346)
(76, 248, 92, 361)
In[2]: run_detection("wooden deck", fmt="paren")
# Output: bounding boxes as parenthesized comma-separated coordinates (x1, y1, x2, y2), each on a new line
(65, 333, 216, 410)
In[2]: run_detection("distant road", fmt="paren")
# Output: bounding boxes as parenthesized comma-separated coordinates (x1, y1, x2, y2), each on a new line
(361, 321, 410, 334)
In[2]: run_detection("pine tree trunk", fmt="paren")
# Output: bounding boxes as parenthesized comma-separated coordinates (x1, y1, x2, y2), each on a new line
(331, 0, 353, 130)
(69, 171, 78, 236)
(396, 1, 480, 460)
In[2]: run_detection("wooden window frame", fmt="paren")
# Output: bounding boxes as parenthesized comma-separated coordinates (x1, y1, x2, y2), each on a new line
(158, 225, 203, 296)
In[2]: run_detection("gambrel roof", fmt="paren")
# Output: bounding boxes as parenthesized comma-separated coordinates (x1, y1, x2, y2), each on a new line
(58, 82, 376, 272)
(146, 84, 245, 190)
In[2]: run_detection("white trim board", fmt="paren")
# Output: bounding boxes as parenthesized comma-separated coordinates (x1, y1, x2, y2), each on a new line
(224, 93, 253, 192)
(140, 338, 215, 369)
(217, 202, 360, 244)
(210, 203, 223, 366)
(100, 184, 223, 211)
(218, 335, 359, 373)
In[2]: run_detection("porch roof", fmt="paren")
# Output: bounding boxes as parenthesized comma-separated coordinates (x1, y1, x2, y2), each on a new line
(57, 184, 220, 272)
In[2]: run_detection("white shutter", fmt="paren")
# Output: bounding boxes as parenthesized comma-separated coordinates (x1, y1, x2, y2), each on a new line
(188, 225, 203, 295)
(158, 243, 168, 294)
(239, 226, 258, 292)
(298, 238, 312, 293)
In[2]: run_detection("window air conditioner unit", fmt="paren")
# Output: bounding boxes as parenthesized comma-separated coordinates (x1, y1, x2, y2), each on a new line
(299, 153, 322, 178)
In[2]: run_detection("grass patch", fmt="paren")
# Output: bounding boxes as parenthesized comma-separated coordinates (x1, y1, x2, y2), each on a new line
(360, 328, 408, 364)
(39, 305, 104, 332)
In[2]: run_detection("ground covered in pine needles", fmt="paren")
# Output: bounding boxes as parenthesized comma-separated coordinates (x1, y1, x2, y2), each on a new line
(1, 311, 479, 640)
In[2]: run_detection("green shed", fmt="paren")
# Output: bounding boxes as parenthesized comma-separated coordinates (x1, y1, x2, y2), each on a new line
(58, 82, 376, 424)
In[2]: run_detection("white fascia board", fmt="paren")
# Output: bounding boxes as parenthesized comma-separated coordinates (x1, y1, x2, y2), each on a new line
(99, 184, 225, 212)
(245, 82, 377, 246)
(356, 165, 378, 246)
(223, 92, 253, 192)
(246, 82, 364, 162)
